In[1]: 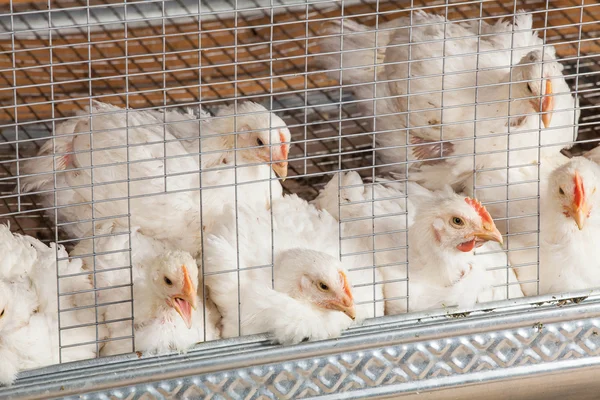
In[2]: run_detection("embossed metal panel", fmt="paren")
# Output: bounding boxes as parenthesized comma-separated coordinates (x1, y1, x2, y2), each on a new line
(4, 297, 600, 399)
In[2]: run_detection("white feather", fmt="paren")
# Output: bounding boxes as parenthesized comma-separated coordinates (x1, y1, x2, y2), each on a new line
(0, 226, 97, 386)
(317, 11, 577, 176)
(15, 101, 289, 245)
(515, 157, 600, 295)
(203, 193, 382, 344)
(70, 222, 220, 356)
(313, 172, 523, 314)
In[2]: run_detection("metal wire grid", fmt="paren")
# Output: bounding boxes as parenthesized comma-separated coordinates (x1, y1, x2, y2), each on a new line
(1, 0, 599, 240)
(0, 0, 598, 367)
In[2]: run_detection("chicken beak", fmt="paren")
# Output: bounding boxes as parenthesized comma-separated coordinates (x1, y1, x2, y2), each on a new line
(170, 266, 197, 329)
(343, 304, 357, 320)
(530, 79, 553, 128)
(326, 270, 356, 320)
(572, 206, 587, 230)
(570, 200, 590, 231)
(327, 296, 356, 320)
(571, 171, 589, 230)
(541, 79, 554, 128)
(473, 223, 504, 246)
(272, 161, 288, 181)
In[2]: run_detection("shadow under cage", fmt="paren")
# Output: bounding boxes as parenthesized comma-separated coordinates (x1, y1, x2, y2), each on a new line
(1, 0, 600, 398)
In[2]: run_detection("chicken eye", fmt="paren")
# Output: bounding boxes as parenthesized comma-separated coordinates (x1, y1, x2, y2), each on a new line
(318, 282, 329, 291)
(164, 277, 173, 286)
(256, 138, 264, 146)
(0, 309, 4, 318)
(451, 217, 464, 226)
(559, 187, 565, 195)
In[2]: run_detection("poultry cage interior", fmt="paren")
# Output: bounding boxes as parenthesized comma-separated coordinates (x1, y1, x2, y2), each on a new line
(1, 0, 600, 398)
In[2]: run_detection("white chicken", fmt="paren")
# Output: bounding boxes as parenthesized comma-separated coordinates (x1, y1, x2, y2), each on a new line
(0, 224, 39, 280)
(0, 226, 98, 386)
(102, 250, 220, 356)
(160, 102, 290, 175)
(203, 194, 383, 345)
(70, 221, 220, 356)
(318, 12, 580, 273)
(405, 187, 523, 312)
(312, 171, 414, 315)
(514, 157, 600, 296)
(15, 101, 290, 240)
(317, 11, 577, 174)
(0, 279, 55, 386)
(313, 171, 522, 314)
(18, 146, 281, 257)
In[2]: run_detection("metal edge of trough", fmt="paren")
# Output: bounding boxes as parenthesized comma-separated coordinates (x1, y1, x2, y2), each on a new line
(2, 291, 600, 399)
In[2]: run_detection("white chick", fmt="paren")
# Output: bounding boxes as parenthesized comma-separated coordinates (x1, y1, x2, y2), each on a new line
(0, 225, 98, 365)
(14, 101, 201, 239)
(0, 224, 38, 280)
(0, 277, 96, 386)
(15, 100, 290, 240)
(313, 171, 522, 315)
(206, 243, 356, 345)
(405, 190, 522, 312)
(0, 279, 57, 386)
(163, 102, 291, 177)
(0, 279, 38, 385)
(516, 157, 600, 295)
(312, 171, 414, 316)
(100, 250, 219, 356)
(70, 221, 220, 356)
(321, 13, 576, 264)
(317, 12, 576, 174)
(203, 193, 381, 345)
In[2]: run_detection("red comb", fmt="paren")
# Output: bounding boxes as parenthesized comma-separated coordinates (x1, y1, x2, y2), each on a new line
(465, 197, 493, 225)
(574, 171, 585, 209)
(279, 131, 289, 159)
(339, 270, 353, 300)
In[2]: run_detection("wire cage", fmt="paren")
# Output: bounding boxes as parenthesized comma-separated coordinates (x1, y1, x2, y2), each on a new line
(1, 0, 600, 398)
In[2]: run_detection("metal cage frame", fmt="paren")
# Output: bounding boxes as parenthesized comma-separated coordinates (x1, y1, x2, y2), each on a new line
(2, 0, 600, 398)
(3, 291, 600, 399)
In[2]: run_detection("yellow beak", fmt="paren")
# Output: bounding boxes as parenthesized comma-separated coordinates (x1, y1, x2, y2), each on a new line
(272, 161, 288, 181)
(171, 266, 197, 329)
(571, 202, 590, 230)
(473, 225, 504, 246)
(329, 299, 356, 320)
(532, 79, 554, 128)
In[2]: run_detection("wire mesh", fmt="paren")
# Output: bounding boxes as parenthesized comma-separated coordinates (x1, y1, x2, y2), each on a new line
(0, 0, 599, 384)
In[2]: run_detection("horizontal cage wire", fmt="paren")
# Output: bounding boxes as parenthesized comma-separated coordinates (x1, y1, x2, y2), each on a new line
(0, 0, 600, 392)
